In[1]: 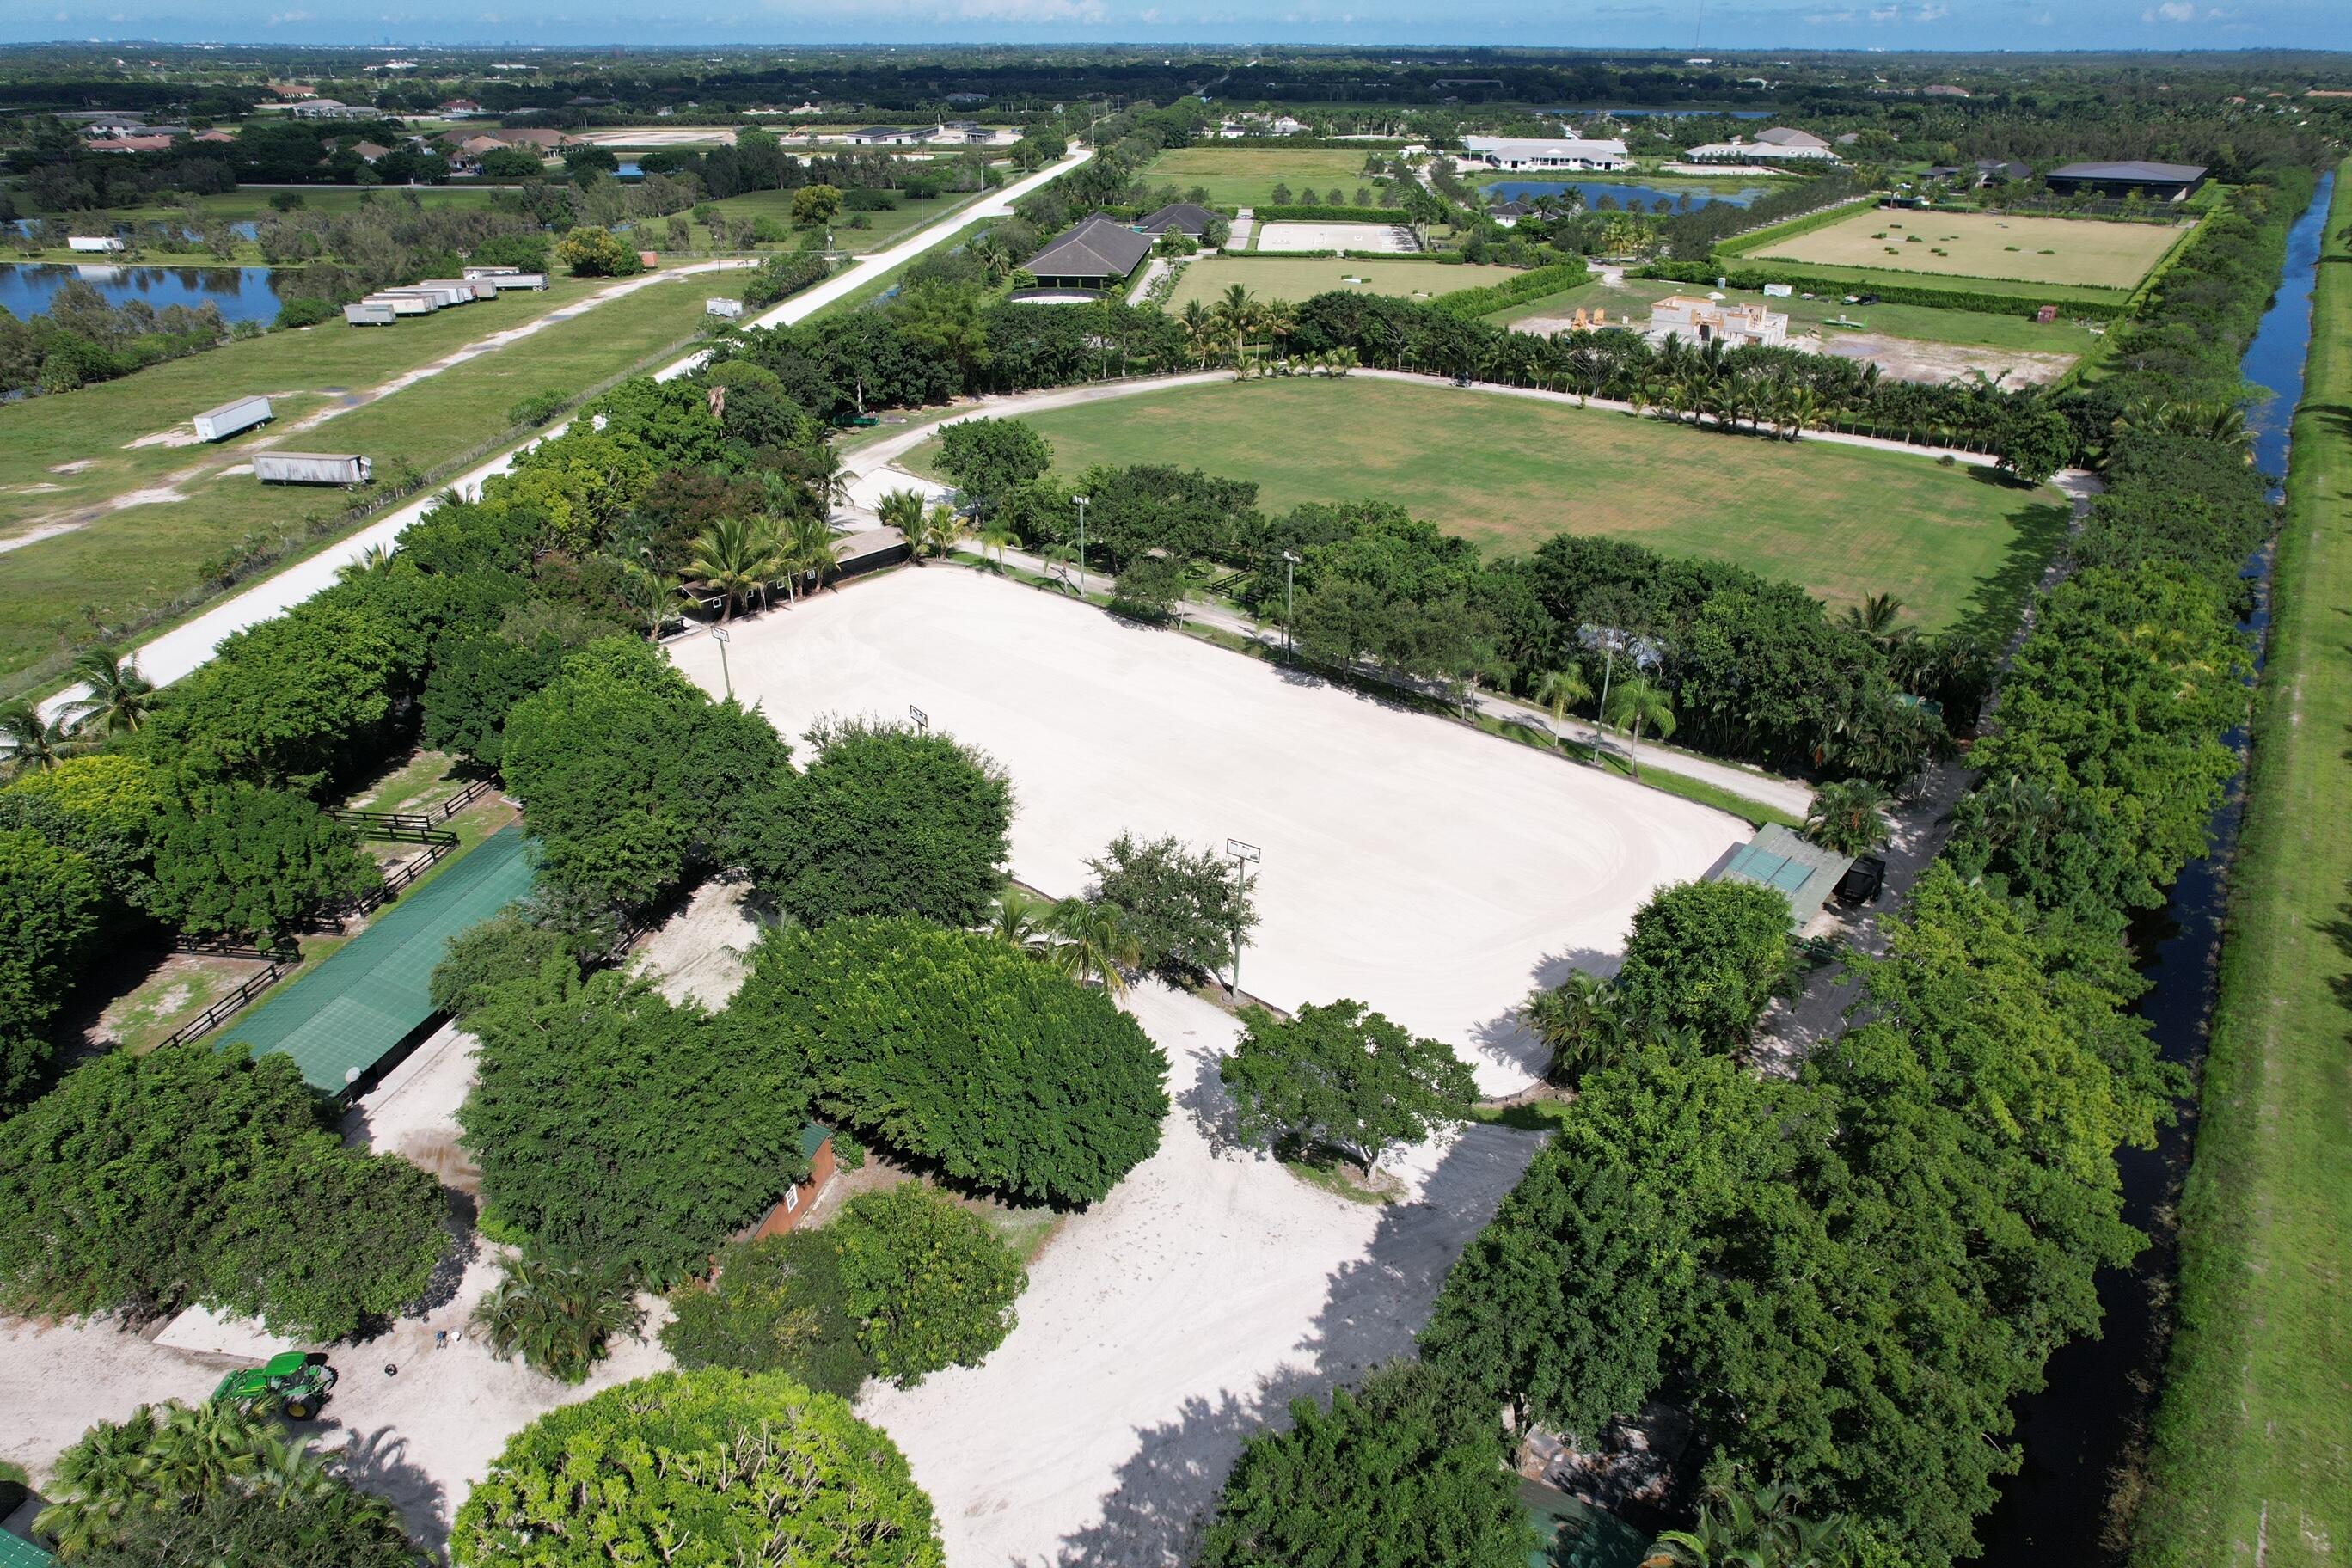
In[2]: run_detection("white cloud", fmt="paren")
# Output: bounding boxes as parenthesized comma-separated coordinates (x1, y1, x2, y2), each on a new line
(1868, 5, 1896, 17)
(2141, 0, 2195, 18)
(955, 0, 1107, 19)
(1914, 3, 1947, 17)
(264, 9, 312, 21)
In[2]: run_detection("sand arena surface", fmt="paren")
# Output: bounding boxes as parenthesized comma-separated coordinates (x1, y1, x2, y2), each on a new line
(669, 567, 1745, 1096)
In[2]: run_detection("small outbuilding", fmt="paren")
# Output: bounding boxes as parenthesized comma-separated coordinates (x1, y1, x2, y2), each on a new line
(1710, 824, 1853, 933)
(745, 1124, 841, 1239)
(1021, 215, 1155, 292)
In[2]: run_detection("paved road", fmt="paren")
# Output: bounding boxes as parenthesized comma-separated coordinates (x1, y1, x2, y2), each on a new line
(33, 147, 1093, 723)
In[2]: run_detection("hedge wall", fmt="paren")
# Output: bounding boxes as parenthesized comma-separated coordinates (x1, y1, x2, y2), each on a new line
(1429, 261, 1594, 318)
(1640, 259, 2131, 321)
(1712, 197, 1877, 258)
(1251, 205, 1410, 224)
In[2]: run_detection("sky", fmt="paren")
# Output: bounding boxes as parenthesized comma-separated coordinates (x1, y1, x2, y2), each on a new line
(3, 0, 2337, 50)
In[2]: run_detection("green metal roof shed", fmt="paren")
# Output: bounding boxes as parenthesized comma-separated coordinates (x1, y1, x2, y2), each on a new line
(1711, 823, 1852, 933)
(217, 825, 536, 1094)
(0, 1530, 56, 1568)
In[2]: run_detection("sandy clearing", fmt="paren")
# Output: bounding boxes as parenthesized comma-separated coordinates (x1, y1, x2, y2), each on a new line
(631, 875, 761, 1009)
(1815, 330, 2079, 387)
(859, 978, 1542, 1565)
(670, 569, 1746, 1095)
(124, 426, 206, 450)
(1253, 220, 1418, 254)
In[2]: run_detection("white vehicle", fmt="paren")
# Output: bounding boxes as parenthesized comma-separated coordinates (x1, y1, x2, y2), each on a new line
(66, 236, 126, 254)
(706, 297, 745, 319)
(344, 302, 398, 326)
(253, 452, 371, 486)
(191, 395, 273, 442)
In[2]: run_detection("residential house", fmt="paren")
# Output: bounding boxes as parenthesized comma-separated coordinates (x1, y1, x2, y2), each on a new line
(1461, 134, 1632, 172)
(265, 82, 318, 100)
(351, 141, 395, 162)
(501, 127, 570, 151)
(1647, 293, 1789, 349)
(846, 125, 919, 144)
(290, 99, 371, 121)
(1021, 214, 1155, 291)
(438, 98, 482, 115)
(194, 129, 236, 144)
(1681, 126, 1841, 165)
(88, 134, 175, 153)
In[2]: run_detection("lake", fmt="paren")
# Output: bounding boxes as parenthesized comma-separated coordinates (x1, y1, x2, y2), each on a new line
(1485, 179, 1769, 211)
(0, 262, 288, 325)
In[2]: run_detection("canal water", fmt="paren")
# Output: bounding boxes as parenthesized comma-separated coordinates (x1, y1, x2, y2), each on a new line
(1969, 166, 2336, 1565)
(0, 261, 287, 325)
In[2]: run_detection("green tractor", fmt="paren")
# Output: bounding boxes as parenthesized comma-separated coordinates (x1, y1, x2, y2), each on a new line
(210, 1351, 337, 1420)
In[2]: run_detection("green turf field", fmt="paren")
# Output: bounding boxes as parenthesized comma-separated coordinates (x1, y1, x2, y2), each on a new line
(903, 377, 2064, 629)
(0, 273, 717, 693)
(1167, 255, 1523, 310)
(2128, 162, 2351, 1568)
(1749, 207, 2181, 291)
(1487, 275, 2105, 355)
(696, 185, 988, 254)
(1137, 146, 1392, 208)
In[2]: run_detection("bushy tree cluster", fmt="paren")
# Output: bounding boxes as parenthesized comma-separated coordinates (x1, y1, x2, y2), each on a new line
(0, 1045, 448, 1339)
(1086, 830, 1256, 983)
(729, 918, 1169, 1207)
(1611, 880, 1798, 1053)
(831, 1182, 1027, 1386)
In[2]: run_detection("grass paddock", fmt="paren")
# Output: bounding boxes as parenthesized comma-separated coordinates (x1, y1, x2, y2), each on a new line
(1137, 146, 1392, 208)
(905, 377, 2063, 630)
(1749, 207, 2182, 291)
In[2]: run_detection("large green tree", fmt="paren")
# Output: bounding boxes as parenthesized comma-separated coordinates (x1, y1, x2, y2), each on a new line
(1612, 879, 1797, 1052)
(1220, 1001, 1476, 1175)
(1086, 831, 1256, 983)
(460, 962, 815, 1279)
(149, 785, 382, 943)
(734, 719, 1012, 929)
(0, 825, 102, 1109)
(728, 918, 1168, 1207)
(1197, 1359, 1534, 1568)
(934, 416, 1051, 519)
(451, 1369, 943, 1567)
(662, 1231, 874, 1398)
(832, 1183, 1026, 1387)
(0, 1045, 446, 1339)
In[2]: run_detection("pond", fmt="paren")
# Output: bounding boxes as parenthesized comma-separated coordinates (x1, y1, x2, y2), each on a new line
(1483, 179, 1768, 211)
(1967, 166, 2336, 1567)
(0, 262, 289, 325)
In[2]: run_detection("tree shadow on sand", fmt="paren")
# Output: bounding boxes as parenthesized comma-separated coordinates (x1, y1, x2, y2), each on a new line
(1049, 1123, 1544, 1565)
(1466, 944, 1620, 1087)
(322, 1421, 450, 1557)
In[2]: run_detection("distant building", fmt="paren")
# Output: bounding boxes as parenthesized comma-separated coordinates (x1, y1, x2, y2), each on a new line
(927, 119, 1006, 146)
(1461, 134, 1632, 172)
(1648, 293, 1788, 349)
(1920, 83, 1972, 97)
(87, 134, 175, 153)
(1681, 126, 1841, 166)
(1021, 214, 1155, 291)
(501, 127, 569, 150)
(846, 125, 919, 144)
(2045, 159, 2208, 201)
(351, 141, 394, 162)
(438, 98, 482, 115)
(1138, 201, 1219, 238)
(289, 99, 371, 121)
(459, 134, 513, 156)
(265, 82, 317, 100)
(1710, 824, 1853, 933)
(1975, 157, 2031, 184)
(194, 129, 236, 144)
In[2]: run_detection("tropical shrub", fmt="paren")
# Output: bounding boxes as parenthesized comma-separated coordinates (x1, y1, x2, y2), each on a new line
(0, 1046, 446, 1339)
(662, 1231, 874, 1398)
(553, 225, 644, 278)
(471, 1253, 644, 1384)
(1220, 1001, 1477, 1174)
(149, 784, 382, 942)
(1086, 830, 1256, 983)
(451, 1369, 943, 1567)
(427, 915, 575, 1021)
(832, 1183, 1026, 1386)
(733, 719, 1012, 929)
(1612, 880, 1797, 1052)
(729, 918, 1169, 1206)
(934, 416, 1051, 517)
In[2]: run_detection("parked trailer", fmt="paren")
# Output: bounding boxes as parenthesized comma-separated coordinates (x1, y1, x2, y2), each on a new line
(706, 297, 744, 319)
(344, 302, 398, 326)
(391, 283, 472, 308)
(489, 273, 547, 291)
(191, 395, 273, 443)
(462, 265, 520, 280)
(253, 452, 371, 487)
(366, 292, 438, 316)
(420, 278, 497, 301)
(66, 236, 125, 254)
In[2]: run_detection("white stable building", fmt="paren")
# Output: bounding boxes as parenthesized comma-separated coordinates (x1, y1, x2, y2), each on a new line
(1461, 135, 1632, 172)
(1648, 294, 1790, 349)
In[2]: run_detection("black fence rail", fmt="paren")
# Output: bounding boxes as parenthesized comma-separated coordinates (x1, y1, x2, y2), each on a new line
(306, 836, 460, 928)
(158, 959, 291, 1050)
(172, 934, 299, 962)
(331, 775, 496, 841)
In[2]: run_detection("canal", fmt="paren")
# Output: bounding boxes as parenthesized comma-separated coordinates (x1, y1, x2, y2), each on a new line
(1969, 167, 2337, 1565)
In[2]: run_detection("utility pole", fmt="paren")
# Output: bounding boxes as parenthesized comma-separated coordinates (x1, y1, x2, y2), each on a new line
(1074, 494, 1090, 595)
(1282, 549, 1301, 655)
(1226, 839, 1260, 1001)
(711, 626, 732, 701)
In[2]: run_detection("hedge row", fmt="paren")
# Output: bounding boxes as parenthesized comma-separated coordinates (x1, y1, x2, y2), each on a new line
(1250, 205, 1410, 224)
(1429, 261, 1594, 318)
(1641, 259, 2131, 320)
(1712, 197, 1878, 258)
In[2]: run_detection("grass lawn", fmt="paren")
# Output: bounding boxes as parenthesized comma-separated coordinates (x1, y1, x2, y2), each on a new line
(2128, 162, 2351, 1568)
(696, 185, 988, 254)
(1749, 207, 2181, 291)
(905, 377, 2064, 631)
(1489, 274, 2106, 354)
(1167, 255, 1523, 310)
(1137, 145, 1390, 208)
(0, 274, 714, 691)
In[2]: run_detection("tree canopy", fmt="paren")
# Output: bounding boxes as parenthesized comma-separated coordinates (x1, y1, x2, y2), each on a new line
(832, 1183, 1026, 1386)
(1612, 880, 1797, 1052)
(149, 785, 381, 943)
(451, 1369, 943, 1568)
(1220, 1001, 1476, 1174)
(1086, 830, 1256, 983)
(728, 918, 1169, 1207)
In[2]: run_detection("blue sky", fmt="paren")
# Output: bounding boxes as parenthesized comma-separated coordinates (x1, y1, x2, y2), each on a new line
(5, 0, 2331, 49)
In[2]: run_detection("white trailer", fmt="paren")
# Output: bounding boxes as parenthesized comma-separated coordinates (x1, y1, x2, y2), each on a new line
(420, 278, 496, 301)
(706, 297, 744, 319)
(462, 265, 520, 280)
(66, 236, 125, 254)
(366, 291, 439, 315)
(344, 302, 398, 326)
(253, 451, 371, 486)
(489, 272, 548, 291)
(191, 395, 273, 443)
(393, 282, 472, 307)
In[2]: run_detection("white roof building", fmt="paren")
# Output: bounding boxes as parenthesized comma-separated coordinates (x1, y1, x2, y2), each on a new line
(1648, 294, 1790, 349)
(1461, 135, 1632, 172)
(1681, 126, 1841, 165)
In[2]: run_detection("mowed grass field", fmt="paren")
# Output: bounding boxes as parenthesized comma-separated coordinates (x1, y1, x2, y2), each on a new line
(2129, 162, 2350, 1568)
(905, 377, 2064, 628)
(0, 273, 719, 691)
(1167, 256, 1523, 310)
(1749, 207, 2184, 290)
(1137, 146, 1390, 208)
(696, 185, 988, 254)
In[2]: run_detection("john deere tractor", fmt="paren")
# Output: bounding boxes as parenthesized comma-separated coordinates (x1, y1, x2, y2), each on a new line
(210, 1352, 337, 1419)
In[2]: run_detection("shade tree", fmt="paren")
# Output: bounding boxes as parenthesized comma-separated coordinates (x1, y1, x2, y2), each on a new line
(1220, 1001, 1477, 1175)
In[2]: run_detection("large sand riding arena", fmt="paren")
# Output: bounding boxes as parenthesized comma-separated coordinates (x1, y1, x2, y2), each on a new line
(668, 569, 1745, 1095)
(1253, 219, 1419, 254)
(1167, 255, 1522, 311)
(1748, 206, 2184, 290)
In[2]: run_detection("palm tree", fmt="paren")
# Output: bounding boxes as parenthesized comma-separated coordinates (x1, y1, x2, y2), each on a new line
(986, 886, 1051, 951)
(1260, 298, 1299, 365)
(1804, 777, 1895, 855)
(334, 542, 395, 583)
(1043, 897, 1141, 996)
(1179, 298, 1217, 369)
(618, 560, 683, 639)
(1839, 592, 1909, 654)
(801, 444, 854, 518)
(778, 511, 838, 602)
(976, 517, 1019, 571)
(37, 1405, 166, 1556)
(139, 1399, 270, 1502)
(64, 646, 156, 737)
(471, 1254, 643, 1386)
(877, 487, 928, 536)
(1322, 345, 1358, 377)
(1643, 1477, 1847, 1568)
(683, 517, 780, 622)
(1604, 677, 1675, 779)
(907, 502, 967, 562)
(1521, 971, 1626, 1087)
(1532, 665, 1593, 746)
(0, 701, 82, 777)
(1780, 383, 1827, 442)
(1212, 282, 1259, 371)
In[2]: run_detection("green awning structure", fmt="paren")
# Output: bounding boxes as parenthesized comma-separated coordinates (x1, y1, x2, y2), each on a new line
(217, 825, 536, 1094)
(1711, 823, 1852, 932)
(0, 1530, 56, 1568)
(1521, 1478, 1652, 1568)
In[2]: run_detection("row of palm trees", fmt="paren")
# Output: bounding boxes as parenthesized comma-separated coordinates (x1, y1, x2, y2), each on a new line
(1173, 286, 1362, 377)
(878, 488, 1016, 566)
(985, 886, 1142, 995)
(1528, 663, 1679, 779)
(0, 646, 155, 778)
(671, 511, 844, 624)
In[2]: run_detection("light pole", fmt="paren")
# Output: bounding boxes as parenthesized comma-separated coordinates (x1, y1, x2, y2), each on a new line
(1225, 838, 1260, 1001)
(1074, 494, 1091, 595)
(711, 626, 732, 702)
(1281, 549, 1301, 656)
